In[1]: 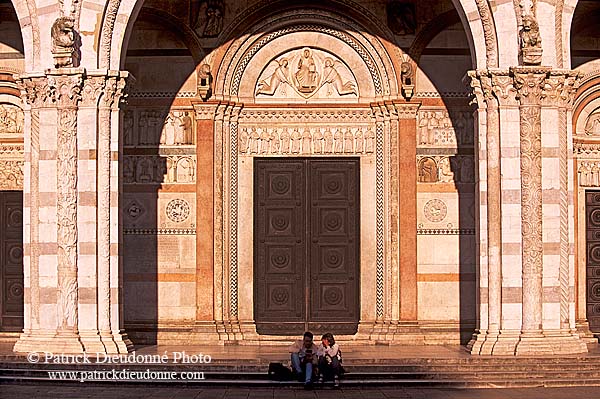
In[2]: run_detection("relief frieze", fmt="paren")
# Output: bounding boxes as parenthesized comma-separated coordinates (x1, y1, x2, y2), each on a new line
(238, 126, 375, 156)
(123, 155, 196, 184)
(417, 109, 473, 147)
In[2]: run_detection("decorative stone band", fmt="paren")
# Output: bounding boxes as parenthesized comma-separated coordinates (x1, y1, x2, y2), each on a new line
(417, 228, 476, 235)
(123, 228, 196, 235)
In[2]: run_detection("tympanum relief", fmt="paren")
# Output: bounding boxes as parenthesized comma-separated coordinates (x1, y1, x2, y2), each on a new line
(585, 110, 600, 136)
(256, 48, 358, 100)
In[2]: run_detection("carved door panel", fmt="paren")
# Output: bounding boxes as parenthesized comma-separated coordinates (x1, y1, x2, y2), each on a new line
(586, 191, 600, 332)
(308, 160, 359, 334)
(254, 158, 359, 335)
(0, 191, 24, 331)
(255, 160, 307, 334)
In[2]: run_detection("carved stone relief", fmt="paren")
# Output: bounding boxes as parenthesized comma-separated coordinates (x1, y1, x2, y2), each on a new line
(0, 160, 24, 190)
(166, 199, 191, 223)
(417, 155, 474, 183)
(123, 155, 196, 184)
(255, 48, 358, 100)
(0, 104, 24, 135)
(424, 199, 447, 223)
(386, 1, 416, 35)
(578, 161, 600, 187)
(238, 126, 375, 155)
(192, 0, 224, 38)
(126, 108, 195, 147)
(585, 110, 600, 135)
(417, 110, 473, 146)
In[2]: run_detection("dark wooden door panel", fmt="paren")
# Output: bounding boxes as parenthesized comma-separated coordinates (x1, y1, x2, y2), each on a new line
(0, 191, 24, 331)
(255, 160, 306, 333)
(254, 158, 359, 335)
(309, 161, 359, 334)
(586, 191, 600, 332)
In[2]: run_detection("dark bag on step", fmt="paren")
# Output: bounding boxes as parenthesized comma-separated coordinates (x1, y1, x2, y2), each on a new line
(268, 362, 294, 381)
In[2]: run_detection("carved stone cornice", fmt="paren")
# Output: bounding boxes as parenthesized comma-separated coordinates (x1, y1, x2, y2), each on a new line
(574, 141, 600, 157)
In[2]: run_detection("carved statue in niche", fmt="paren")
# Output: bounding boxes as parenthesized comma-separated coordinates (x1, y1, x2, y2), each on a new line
(123, 110, 134, 146)
(418, 157, 437, 183)
(270, 129, 280, 154)
(344, 128, 354, 153)
(460, 156, 474, 183)
(239, 128, 249, 153)
(519, 14, 542, 65)
(256, 48, 358, 99)
(182, 111, 194, 144)
(0, 104, 24, 134)
(355, 128, 364, 153)
(192, 0, 224, 38)
(438, 157, 455, 183)
(260, 128, 271, 154)
(280, 128, 291, 153)
(324, 128, 334, 153)
(314, 129, 324, 154)
(386, 1, 417, 35)
(162, 113, 175, 145)
(123, 157, 135, 183)
(136, 157, 153, 183)
(334, 128, 343, 153)
(51, 16, 76, 67)
(365, 128, 375, 153)
(291, 128, 302, 154)
(585, 111, 600, 135)
(302, 129, 312, 154)
(176, 157, 195, 183)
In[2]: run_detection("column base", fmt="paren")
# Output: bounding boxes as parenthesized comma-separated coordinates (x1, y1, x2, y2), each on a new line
(515, 330, 588, 355)
(14, 330, 85, 354)
(468, 329, 520, 355)
(575, 320, 598, 344)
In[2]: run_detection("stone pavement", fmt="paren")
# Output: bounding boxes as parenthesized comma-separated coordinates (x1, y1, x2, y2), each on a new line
(2, 384, 600, 399)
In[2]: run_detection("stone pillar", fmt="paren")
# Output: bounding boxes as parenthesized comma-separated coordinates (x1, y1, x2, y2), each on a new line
(467, 70, 503, 354)
(396, 103, 420, 328)
(191, 103, 221, 342)
(512, 67, 587, 355)
(467, 67, 588, 355)
(13, 69, 132, 354)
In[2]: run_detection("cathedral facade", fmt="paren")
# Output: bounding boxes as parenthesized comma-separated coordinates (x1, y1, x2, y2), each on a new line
(0, 0, 599, 356)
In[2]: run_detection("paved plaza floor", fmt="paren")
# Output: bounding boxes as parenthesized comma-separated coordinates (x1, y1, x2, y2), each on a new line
(2, 384, 600, 399)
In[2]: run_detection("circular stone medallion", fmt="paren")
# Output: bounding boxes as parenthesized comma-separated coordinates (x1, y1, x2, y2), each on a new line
(424, 199, 447, 223)
(166, 199, 190, 223)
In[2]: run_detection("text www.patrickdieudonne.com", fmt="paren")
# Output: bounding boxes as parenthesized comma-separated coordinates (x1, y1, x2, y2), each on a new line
(47, 369, 205, 382)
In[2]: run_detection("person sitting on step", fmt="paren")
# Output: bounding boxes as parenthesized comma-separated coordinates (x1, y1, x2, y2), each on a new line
(289, 331, 318, 389)
(317, 332, 343, 388)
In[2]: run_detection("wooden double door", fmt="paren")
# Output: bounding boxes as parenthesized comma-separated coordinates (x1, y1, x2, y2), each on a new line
(254, 158, 360, 335)
(0, 191, 23, 331)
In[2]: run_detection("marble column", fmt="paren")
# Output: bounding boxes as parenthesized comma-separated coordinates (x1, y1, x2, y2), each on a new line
(13, 69, 133, 354)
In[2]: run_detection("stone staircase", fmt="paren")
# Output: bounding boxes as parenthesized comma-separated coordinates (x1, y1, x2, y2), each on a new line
(3, 355, 600, 388)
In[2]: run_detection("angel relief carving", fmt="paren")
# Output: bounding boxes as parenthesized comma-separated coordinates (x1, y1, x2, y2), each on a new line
(256, 48, 358, 99)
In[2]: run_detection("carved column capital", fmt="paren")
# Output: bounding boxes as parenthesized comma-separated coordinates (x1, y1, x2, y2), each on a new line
(16, 74, 53, 108)
(392, 102, 420, 119)
(192, 104, 218, 120)
(541, 70, 582, 109)
(511, 67, 550, 107)
(47, 72, 84, 109)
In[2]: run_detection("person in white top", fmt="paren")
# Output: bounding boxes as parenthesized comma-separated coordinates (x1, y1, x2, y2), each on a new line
(317, 332, 343, 388)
